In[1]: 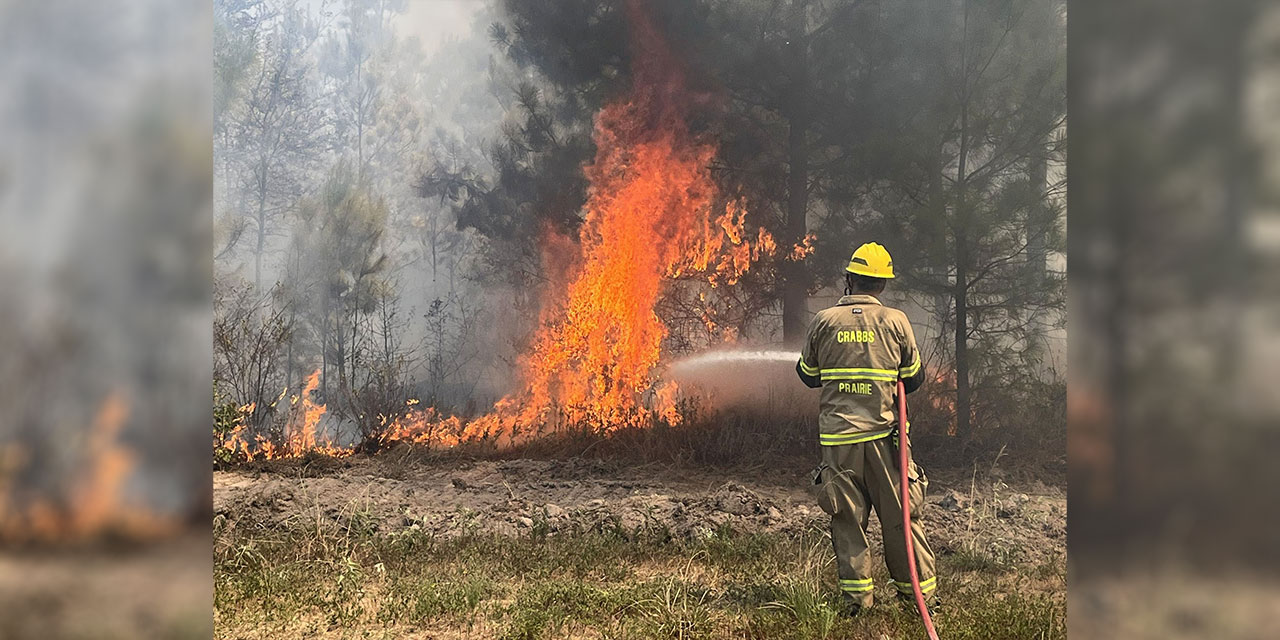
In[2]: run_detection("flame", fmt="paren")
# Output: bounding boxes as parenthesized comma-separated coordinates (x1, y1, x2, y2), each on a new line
(924, 366, 982, 437)
(789, 233, 816, 261)
(69, 393, 132, 534)
(378, 1, 775, 448)
(219, 369, 354, 461)
(280, 369, 334, 455)
(1, 392, 179, 543)
(219, 1, 800, 458)
(668, 202, 777, 287)
(1067, 385, 1115, 503)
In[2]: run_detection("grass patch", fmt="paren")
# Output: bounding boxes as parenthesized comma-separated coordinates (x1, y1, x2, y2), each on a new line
(379, 575, 493, 626)
(948, 547, 1009, 573)
(215, 514, 1064, 639)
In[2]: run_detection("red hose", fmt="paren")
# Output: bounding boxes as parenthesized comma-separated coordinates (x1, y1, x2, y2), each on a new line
(899, 379, 940, 639)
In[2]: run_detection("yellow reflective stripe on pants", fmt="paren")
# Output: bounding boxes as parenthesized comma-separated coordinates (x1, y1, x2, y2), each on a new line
(839, 578, 874, 593)
(820, 367, 897, 381)
(799, 358, 819, 376)
(819, 429, 892, 446)
(893, 576, 938, 594)
(899, 357, 921, 378)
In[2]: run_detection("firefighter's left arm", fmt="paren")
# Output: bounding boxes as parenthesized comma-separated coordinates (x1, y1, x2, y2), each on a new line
(796, 360, 821, 388)
(796, 314, 822, 388)
(898, 315, 925, 394)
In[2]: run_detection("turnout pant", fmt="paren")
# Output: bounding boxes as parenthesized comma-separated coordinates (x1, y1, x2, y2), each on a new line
(811, 437, 937, 607)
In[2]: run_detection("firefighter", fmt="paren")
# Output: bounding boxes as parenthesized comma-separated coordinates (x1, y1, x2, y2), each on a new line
(796, 241, 937, 616)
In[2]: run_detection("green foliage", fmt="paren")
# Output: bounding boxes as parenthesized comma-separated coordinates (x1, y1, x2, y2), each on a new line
(448, 0, 1066, 381)
(278, 162, 391, 418)
(212, 384, 243, 466)
(383, 577, 492, 625)
(840, 0, 1067, 441)
(758, 579, 841, 639)
(213, 0, 261, 126)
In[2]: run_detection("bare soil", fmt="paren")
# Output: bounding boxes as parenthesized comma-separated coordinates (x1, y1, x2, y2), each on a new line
(0, 532, 212, 639)
(213, 455, 1066, 572)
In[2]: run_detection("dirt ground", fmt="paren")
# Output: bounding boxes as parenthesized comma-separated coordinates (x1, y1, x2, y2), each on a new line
(0, 532, 212, 639)
(1070, 568, 1280, 639)
(214, 455, 1067, 572)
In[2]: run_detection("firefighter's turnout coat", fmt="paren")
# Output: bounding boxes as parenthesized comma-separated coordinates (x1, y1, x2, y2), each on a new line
(796, 294, 937, 607)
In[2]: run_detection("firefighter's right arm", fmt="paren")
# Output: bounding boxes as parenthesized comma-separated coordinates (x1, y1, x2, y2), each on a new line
(899, 316, 925, 394)
(796, 314, 822, 388)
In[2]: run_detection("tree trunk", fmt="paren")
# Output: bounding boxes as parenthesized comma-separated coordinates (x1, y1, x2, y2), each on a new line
(1108, 162, 1131, 508)
(782, 1, 811, 344)
(954, 0, 973, 441)
(321, 294, 330, 399)
(1218, 8, 1248, 387)
(955, 228, 971, 440)
(284, 316, 294, 396)
(285, 248, 298, 394)
(255, 185, 267, 290)
(1026, 135, 1050, 282)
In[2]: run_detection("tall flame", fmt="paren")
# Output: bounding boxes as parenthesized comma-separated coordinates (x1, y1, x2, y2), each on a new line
(222, 1, 806, 459)
(386, 0, 778, 446)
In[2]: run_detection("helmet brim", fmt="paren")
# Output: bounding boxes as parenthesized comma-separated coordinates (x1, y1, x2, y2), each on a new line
(845, 265, 895, 279)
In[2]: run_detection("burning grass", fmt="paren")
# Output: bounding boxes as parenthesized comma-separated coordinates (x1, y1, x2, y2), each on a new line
(219, 397, 823, 478)
(217, 370, 357, 463)
(213, 364, 815, 466)
(217, 394, 1070, 501)
(2, 392, 184, 545)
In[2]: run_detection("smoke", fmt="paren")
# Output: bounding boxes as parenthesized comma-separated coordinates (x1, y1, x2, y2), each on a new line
(213, 0, 518, 417)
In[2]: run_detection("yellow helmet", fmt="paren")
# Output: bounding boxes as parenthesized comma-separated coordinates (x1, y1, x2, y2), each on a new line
(845, 242, 895, 279)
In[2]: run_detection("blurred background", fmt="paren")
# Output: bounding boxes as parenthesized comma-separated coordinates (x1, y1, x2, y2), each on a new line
(0, 0, 212, 638)
(1070, 0, 1280, 637)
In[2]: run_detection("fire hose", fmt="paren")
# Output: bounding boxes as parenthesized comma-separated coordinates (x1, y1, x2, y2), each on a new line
(898, 379, 940, 640)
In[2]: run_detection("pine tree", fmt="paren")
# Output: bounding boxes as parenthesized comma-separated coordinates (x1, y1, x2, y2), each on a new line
(846, 0, 1067, 440)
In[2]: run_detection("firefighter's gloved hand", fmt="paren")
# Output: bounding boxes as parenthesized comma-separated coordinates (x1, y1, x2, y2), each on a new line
(890, 392, 910, 446)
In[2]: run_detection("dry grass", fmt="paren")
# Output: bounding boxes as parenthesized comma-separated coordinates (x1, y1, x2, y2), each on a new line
(215, 389, 1066, 639)
(214, 508, 1064, 639)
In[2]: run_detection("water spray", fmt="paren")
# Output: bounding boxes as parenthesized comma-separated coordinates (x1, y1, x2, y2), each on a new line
(663, 350, 802, 410)
(665, 349, 799, 372)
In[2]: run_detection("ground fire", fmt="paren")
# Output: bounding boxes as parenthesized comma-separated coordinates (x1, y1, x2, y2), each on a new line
(1, 393, 180, 543)
(207, 0, 1070, 637)
(218, 0, 813, 461)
